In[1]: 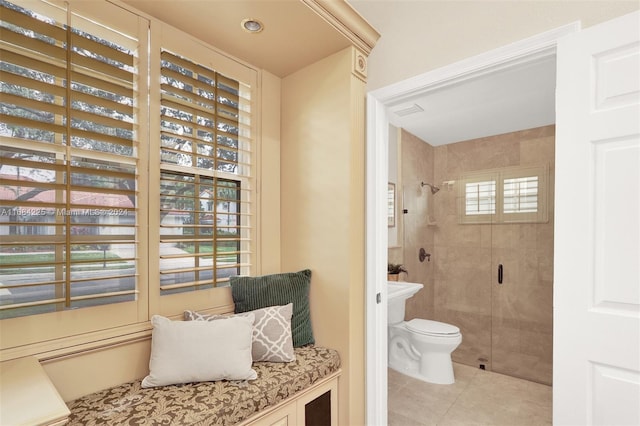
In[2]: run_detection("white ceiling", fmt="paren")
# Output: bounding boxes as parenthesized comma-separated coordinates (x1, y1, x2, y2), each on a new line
(384, 55, 557, 146)
(349, 2, 558, 146)
(121, 0, 354, 77)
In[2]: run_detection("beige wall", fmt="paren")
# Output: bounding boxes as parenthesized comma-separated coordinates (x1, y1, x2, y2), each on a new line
(281, 47, 366, 426)
(258, 70, 283, 275)
(394, 126, 555, 385)
(350, 0, 640, 91)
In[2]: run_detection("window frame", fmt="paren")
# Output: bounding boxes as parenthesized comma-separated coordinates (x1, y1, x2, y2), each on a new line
(148, 21, 257, 318)
(458, 164, 549, 224)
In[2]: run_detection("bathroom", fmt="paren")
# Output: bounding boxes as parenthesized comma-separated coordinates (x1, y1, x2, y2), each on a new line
(387, 122, 555, 424)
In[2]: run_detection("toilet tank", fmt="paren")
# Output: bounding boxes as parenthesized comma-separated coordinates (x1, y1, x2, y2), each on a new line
(387, 281, 423, 324)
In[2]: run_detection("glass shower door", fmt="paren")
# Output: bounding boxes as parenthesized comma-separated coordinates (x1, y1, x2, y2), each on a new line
(490, 162, 555, 385)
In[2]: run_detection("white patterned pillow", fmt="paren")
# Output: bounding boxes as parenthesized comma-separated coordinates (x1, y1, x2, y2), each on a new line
(185, 304, 295, 363)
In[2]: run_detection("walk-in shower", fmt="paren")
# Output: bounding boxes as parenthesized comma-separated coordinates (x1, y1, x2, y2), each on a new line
(396, 126, 555, 386)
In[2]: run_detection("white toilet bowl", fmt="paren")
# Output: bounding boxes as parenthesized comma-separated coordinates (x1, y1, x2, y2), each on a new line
(388, 318, 462, 385)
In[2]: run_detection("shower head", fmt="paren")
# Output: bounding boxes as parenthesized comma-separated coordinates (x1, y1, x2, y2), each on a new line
(421, 182, 440, 194)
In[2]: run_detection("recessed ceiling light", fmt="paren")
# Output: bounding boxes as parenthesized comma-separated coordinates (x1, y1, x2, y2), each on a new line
(241, 19, 263, 33)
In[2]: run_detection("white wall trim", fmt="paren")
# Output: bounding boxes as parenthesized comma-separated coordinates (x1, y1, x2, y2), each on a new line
(364, 21, 580, 425)
(365, 93, 390, 426)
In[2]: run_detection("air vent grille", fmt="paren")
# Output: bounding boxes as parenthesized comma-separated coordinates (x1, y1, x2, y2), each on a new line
(392, 103, 424, 117)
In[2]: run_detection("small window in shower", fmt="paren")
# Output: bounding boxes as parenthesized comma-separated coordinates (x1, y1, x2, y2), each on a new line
(501, 165, 548, 223)
(459, 164, 549, 224)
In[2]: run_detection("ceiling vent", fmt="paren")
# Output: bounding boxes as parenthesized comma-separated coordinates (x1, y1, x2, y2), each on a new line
(391, 103, 424, 117)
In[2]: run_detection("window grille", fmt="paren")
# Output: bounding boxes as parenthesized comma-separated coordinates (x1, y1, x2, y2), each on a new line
(465, 180, 496, 216)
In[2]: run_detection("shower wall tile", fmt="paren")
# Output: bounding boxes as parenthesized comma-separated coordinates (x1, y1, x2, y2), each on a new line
(441, 308, 493, 369)
(491, 317, 553, 385)
(520, 129, 555, 166)
(492, 225, 519, 249)
(399, 129, 436, 321)
(388, 247, 403, 266)
(519, 225, 539, 249)
(434, 246, 492, 315)
(445, 134, 521, 174)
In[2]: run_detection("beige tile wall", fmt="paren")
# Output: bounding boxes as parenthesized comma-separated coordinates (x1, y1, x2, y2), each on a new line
(397, 129, 437, 320)
(392, 125, 555, 385)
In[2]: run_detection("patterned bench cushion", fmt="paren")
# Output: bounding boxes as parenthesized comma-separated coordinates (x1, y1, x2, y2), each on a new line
(67, 346, 340, 425)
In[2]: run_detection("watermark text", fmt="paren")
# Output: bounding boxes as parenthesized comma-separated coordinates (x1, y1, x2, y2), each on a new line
(0, 208, 131, 217)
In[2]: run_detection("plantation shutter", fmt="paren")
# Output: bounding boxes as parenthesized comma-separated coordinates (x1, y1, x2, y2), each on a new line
(458, 171, 496, 224)
(465, 180, 496, 216)
(503, 176, 538, 213)
(458, 165, 548, 224)
(158, 50, 252, 294)
(0, 0, 140, 319)
(501, 165, 548, 223)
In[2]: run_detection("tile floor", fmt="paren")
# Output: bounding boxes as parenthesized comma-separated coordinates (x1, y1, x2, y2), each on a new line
(388, 363, 552, 426)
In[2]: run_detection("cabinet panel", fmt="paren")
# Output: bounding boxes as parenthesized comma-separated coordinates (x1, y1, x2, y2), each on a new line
(297, 376, 338, 426)
(305, 390, 331, 426)
(248, 400, 296, 426)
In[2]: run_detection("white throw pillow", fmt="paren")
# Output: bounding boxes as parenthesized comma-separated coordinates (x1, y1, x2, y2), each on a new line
(141, 314, 257, 388)
(184, 304, 295, 363)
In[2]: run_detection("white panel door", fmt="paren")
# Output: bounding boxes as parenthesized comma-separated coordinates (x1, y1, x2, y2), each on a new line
(555, 10, 640, 426)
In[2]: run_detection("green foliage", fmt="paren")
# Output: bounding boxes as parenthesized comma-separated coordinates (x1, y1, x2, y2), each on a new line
(387, 263, 407, 274)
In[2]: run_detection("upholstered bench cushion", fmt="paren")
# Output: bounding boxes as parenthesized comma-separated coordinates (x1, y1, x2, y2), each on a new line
(66, 346, 340, 425)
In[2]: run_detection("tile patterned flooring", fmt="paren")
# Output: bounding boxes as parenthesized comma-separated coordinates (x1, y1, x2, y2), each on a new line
(388, 363, 552, 426)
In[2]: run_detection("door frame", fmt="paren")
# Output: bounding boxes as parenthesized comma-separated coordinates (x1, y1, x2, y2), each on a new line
(364, 22, 579, 425)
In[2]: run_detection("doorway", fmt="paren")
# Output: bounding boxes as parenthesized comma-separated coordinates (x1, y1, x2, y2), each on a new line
(364, 22, 579, 425)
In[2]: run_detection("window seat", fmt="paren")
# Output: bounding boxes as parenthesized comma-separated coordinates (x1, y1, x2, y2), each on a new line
(66, 345, 340, 425)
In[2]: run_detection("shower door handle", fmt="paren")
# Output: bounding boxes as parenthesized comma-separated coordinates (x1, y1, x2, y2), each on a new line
(498, 264, 503, 284)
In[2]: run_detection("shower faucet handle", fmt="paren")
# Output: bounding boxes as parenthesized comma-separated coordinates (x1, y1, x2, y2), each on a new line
(419, 248, 431, 262)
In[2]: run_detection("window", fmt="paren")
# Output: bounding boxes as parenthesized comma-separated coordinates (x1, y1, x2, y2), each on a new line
(157, 50, 252, 297)
(0, 0, 143, 320)
(0, 0, 256, 352)
(459, 165, 548, 224)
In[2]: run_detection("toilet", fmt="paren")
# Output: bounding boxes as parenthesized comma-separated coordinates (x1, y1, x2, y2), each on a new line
(387, 281, 462, 385)
(388, 318, 462, 384)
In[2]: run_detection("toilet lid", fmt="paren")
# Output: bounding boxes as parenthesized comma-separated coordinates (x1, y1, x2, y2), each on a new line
(406, 318, 460, 336)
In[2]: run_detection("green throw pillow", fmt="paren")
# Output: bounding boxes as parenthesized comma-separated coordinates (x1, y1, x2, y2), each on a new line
(230, 269, 314, 347)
